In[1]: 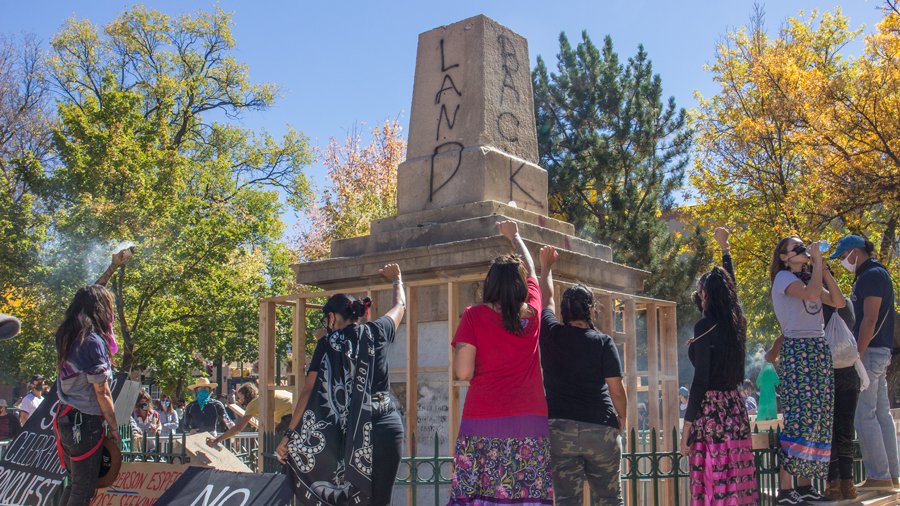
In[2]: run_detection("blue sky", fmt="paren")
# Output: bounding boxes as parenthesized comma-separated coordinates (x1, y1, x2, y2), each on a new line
(0, 1, 887, 232)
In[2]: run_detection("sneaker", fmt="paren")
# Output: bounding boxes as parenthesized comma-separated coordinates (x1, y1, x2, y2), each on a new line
(776, 489, 805, 505)
(857, 478, 895, 491)
(796, 485, 828, 502)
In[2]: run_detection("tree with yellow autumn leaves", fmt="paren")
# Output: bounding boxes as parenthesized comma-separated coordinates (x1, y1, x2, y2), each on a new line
(692, 3, 899, 341)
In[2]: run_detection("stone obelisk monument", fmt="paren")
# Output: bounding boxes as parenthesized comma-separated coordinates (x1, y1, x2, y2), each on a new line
(297, 15, 645, 293)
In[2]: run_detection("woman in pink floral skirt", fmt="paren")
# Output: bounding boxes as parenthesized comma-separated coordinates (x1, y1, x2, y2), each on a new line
(447, 221, 553, 506)
(680, 266, 757, 506)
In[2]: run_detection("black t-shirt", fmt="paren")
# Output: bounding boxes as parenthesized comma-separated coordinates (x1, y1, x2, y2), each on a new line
(852, 259, 896, 349)
(180, 399, 229, 433)
(685, 318, 745, 422)
(539, 309, 623, 427)
(308, 316, 396, 394)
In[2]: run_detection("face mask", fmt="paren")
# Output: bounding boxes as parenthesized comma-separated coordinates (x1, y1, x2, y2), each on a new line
(161, 401, 170, 407)
(196, 389, 210, 407)
(841, 251, 857, 273)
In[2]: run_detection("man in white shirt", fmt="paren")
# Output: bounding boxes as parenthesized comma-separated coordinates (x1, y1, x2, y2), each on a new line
(18, 374, 45, 425)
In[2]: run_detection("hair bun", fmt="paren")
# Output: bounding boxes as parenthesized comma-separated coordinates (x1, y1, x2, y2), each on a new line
(350, 297, 372, 319)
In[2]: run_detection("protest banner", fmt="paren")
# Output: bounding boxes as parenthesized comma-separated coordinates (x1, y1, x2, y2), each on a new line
(0, 373, 135, 506)
(89, 462, 190, 506)
(154, 467, 292, 506)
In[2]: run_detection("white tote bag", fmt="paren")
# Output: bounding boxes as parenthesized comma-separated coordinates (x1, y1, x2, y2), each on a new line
(825, 312, 860, 369)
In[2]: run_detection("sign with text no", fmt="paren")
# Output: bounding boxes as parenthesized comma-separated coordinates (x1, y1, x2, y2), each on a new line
(154, 467, 293, 506)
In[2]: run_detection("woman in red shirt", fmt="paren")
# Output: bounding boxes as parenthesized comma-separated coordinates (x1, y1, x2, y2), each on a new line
(447, 221, 553, 506)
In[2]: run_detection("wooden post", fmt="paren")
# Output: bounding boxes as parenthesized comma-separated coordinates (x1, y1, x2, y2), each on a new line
(647, 303, 674, 503)
(661, 306, 679, 432)
(447, 281, 461, 456)
(623, 299, 639, 433)
(292, 299, 307, 401)
(405, 286, 419, 451)
(258, 300, 277, 472)
(622, 298, 639, 506)
(367, 289, 379, 322)
(598, 294, 614, 336)
(405, 286, 418, 506)
(646, 303, 660, 431)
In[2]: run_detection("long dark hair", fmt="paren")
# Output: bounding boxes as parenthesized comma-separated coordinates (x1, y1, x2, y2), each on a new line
(483, 254, 528, 334)
(561, 284, 595, 329)
(698, 266, 747, 387)
(769, 235, 802, 284)
(56, 285, 115, 371)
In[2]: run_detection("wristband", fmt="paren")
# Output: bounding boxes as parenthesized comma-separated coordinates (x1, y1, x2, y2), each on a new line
(392, 279, 403, 286)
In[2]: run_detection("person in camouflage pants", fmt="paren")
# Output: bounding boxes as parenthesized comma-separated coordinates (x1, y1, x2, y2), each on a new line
(539, 247, 627, 506)
(549, 419, 623, 505)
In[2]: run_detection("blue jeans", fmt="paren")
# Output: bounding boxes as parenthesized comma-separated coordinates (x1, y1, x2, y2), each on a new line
(854, 347, 899, 480)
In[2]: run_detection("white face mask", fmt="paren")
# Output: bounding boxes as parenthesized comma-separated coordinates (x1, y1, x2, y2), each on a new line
(841, 251, 857, 273)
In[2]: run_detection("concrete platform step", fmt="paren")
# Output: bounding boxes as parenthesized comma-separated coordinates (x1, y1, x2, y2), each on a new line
(759, 489, 899, 505)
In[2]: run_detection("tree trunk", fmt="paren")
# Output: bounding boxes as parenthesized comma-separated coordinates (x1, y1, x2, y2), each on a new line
(112, 270, 135, 371)
(879, 215, 897, 267)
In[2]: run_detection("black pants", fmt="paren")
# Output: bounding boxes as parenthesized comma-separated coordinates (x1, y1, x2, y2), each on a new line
(57, 410, 105, 506)
(828, 366, 860, 480)
(371, 404, 404, 506)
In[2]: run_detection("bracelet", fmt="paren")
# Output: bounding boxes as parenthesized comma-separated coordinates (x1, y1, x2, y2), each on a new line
(392, 279, 403, 286)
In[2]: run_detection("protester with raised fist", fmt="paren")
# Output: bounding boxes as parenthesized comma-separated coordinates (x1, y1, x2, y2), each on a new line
(54, 248, 130, 506)
(447, 221, 554, 506)
(277, 263, 406, 506)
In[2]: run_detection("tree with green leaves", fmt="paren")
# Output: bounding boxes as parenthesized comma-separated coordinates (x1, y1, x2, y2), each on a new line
(0, 6, 312, 395)
(533, 32, 707, 303)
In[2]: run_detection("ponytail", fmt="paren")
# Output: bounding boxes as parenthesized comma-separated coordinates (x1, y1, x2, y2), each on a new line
(323, 294, 372, 322)
(561, 284, 595, 329)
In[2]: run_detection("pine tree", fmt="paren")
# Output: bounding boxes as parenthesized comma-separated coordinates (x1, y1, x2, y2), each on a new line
(533, 32, 707, 302)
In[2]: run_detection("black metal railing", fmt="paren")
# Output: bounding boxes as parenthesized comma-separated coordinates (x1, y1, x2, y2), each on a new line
(2, 425, 883, 506)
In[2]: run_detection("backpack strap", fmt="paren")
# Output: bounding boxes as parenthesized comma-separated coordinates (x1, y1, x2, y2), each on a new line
(688, 323, 718, 345)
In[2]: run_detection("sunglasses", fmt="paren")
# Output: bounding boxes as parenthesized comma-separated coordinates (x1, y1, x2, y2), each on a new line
(786, 244, 808, 256)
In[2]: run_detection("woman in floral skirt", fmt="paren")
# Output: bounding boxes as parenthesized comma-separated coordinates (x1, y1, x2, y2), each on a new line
(447, 220, 553, 505)
(768, 236, 845, 505)
(680, 264, 757, 506)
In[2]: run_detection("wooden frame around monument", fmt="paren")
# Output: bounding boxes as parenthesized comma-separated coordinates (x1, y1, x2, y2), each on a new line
(258, 274, 679, 504)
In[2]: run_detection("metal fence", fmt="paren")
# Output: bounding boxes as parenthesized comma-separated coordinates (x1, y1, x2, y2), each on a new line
(0, 427, 876, 506)
(621, 426, 868, 506)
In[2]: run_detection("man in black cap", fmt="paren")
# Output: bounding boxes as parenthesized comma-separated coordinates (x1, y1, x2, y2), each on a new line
(831, 234, 898, 491)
